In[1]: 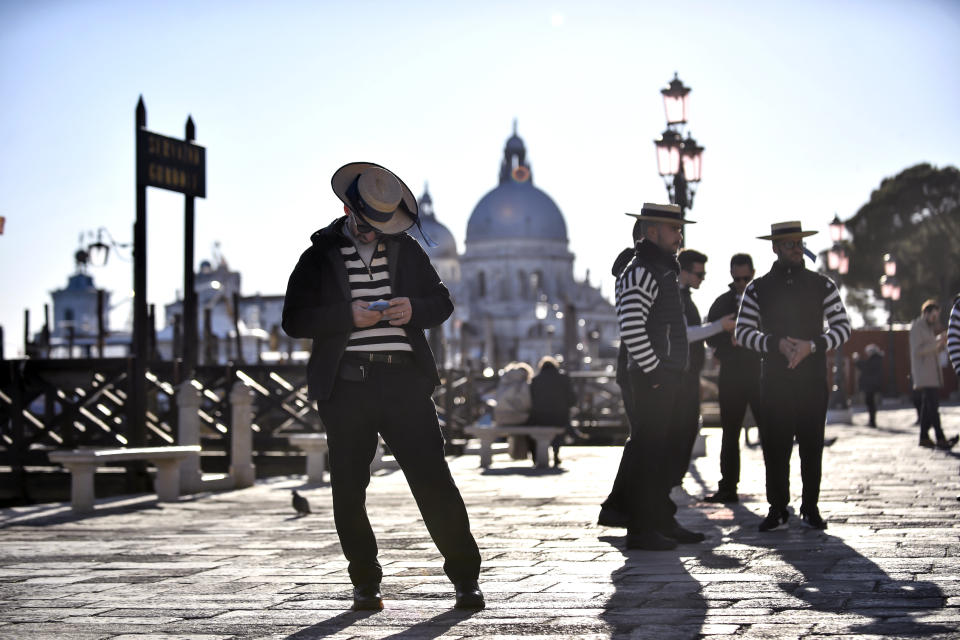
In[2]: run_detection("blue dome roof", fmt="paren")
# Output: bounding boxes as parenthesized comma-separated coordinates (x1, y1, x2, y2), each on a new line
(466, 124, 568, 244)
(466, 180, 567, 243)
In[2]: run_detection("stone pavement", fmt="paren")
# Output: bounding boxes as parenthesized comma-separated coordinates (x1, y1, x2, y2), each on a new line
(1, 406, 959, 639)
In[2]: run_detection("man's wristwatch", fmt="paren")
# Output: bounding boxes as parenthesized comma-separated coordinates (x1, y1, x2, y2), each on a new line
(809, 340, 817, 353)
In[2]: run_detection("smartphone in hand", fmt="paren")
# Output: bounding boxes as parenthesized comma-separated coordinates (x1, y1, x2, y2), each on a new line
(367, 300, 389, 311)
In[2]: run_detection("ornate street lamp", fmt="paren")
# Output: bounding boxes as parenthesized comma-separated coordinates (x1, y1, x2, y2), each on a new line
(880, 253, 901, 396)
(826, 215, 851, 416)
(653, 73, 704, 243)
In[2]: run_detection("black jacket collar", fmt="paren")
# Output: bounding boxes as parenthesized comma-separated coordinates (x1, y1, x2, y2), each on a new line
(635, 238, 680, 273)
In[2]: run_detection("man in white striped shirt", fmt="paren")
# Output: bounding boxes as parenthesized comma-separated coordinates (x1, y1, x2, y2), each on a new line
(603, 203, 705, 551)
(735, 221, 851, 532)
(283, 162, 482, 611)
(948, 295, 960, 378)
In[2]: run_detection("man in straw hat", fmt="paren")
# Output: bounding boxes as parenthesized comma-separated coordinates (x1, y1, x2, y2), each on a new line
(600, 203, 707, 550)
(735, 221, 851, 531)
(282, 162, 483, 610)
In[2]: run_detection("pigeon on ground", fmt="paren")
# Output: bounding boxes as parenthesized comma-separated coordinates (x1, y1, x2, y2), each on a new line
(291, 490, 311, 516)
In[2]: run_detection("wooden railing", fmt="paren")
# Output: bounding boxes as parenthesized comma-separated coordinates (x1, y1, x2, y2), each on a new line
(1, 358, 628, 502)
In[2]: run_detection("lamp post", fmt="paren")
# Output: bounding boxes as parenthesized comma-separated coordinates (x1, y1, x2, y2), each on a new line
(826, 215, 851, 418)
(653, 73, 704, 245)
(880, 253, 901, 397)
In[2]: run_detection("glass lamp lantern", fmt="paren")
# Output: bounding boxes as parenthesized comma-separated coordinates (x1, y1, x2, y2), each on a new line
(681, 133, 704, 182)
(654, 129, 682, 176)
(661, 72, 691, 125)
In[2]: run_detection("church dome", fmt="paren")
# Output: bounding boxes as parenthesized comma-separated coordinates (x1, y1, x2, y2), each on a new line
(413, 185, 458, 259)
(466, 124, 568, 244)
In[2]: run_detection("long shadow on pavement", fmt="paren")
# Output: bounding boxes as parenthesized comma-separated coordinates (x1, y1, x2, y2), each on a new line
(724, 501, 954, 636)
(282, 607, 478, 639)
(284, 609, 380, 639)
(599, 531, 708, 640)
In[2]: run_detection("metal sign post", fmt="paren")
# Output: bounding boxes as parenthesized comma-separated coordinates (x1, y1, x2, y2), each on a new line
(131, 96, 206, 449)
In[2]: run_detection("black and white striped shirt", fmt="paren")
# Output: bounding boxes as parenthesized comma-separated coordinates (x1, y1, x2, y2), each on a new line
(948, 296, 960, 375)
(616, 264, 660, 373)
(735, 274, 851, 354)
(342, 242, 412, 353)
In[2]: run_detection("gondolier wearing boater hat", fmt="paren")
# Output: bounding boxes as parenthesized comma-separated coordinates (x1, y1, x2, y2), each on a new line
(282, 162, 483, 610)
(734, 221, 851, 531)
(600, 203, 708, 550)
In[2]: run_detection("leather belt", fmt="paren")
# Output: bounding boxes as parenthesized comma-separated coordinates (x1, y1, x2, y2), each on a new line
(343, 352, 414, 365)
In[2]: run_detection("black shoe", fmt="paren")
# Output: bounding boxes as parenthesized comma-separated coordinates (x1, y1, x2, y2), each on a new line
(703, 489, 739, 504)
(936, 435, 959, 450)
(352, 583, 383, 611)
(799, 506, 827, 530)
(758, 507, 790, 532)
(453, 580, 485, 609)
(659, 523, 706, 543)
(597, 506, 629, 528)
(919, 437, 936, 448)
(625, 529, 678, 550)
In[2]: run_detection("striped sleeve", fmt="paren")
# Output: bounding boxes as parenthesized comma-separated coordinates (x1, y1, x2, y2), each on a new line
(616, 264, 660, 373)
(948, 297, 960, 375)
(819, 278, 851, 351)
(734, 280, 769, 353)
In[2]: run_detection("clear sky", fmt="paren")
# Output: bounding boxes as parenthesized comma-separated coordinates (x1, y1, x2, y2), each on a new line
(2, 0, 958, 358)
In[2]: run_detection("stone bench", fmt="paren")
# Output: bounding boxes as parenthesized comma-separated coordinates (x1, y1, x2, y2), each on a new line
(463, 425, 565, 469)
(48, 446, 201, 513)
(287, 434, 329, 483)
(286, 433, 393, 482)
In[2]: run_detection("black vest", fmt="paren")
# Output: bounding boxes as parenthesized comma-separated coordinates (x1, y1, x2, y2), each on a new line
(631, 239, 689, 374)
(754, 261, 828, 380)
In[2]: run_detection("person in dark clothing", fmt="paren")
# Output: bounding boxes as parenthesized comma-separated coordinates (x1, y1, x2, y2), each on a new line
(853, 344, 884, 428)
(735, 221, 851, 532)
(669, 249, 736, 488)
(282, 162, 483, 611)
(598, 203, 705, 550)
(703, 253, 762, 503)
(528, 356, 577, 467)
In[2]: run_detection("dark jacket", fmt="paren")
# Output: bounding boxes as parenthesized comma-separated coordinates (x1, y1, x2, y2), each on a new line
(856, 353, 884, 393)
(529, 364, 576, 426)
(681, 286, 705, 373)
(707, 285, 760, 378)
(752, 261, 831, 381)
(623, 239, 688, 382)
(281, 217, 453, 401)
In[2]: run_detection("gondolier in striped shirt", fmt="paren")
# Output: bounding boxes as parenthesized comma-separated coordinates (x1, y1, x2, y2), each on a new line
(282, 162, 483, 611)
(948, 294, 960, 377)
(735, 221, 851, 532)
(601, 203, 706, 550)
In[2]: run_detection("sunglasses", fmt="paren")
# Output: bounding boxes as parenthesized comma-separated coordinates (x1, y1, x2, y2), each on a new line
(352, 214, 375, 235)
(690, 271, 706, 279)
(732, 276, 752, 283)
(777, 240, 805, 250)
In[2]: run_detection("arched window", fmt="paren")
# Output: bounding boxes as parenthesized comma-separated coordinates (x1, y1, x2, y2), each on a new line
(477, 272, 486, 298)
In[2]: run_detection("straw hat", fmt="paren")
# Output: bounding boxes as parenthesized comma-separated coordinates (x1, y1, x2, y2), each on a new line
(331, 162, 418, 235)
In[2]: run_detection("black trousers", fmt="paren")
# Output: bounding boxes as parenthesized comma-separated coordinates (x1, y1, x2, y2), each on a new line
(918, 387, 945, 442)
(758, 374, 829, 510)
(602, 370, 678, 531)
(667, 371, 701, 487)
(316, 362, 481, 587)
(716, 369, 762, 493)
(864, 390, 878, 427)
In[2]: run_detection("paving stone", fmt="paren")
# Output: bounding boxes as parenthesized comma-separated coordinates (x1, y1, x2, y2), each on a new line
(1, 407, 958, 637)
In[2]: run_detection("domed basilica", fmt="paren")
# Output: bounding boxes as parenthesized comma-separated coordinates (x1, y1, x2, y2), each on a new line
(414, 124, 618, 370)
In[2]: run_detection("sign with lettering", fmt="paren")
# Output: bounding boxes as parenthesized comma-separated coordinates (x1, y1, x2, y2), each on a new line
(136, 129, 206, 198)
